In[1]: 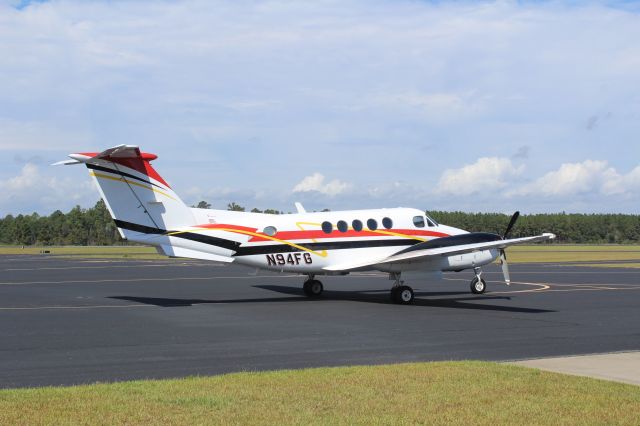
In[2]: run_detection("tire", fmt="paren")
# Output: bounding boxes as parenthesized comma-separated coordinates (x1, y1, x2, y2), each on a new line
(303, 280, 323, 297)
(391, 285, 414, 305)
(470, 277, 487, 294)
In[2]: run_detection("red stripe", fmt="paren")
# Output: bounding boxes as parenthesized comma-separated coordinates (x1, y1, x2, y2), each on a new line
(248, 228, 449, 242)
(80, 151, 169, 188)
(190, 223, 449, 242)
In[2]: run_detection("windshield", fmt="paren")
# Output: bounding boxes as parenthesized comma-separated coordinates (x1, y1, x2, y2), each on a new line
(425, 212, 439, 226)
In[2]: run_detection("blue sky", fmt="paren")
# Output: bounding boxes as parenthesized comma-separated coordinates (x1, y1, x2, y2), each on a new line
(1, 0, 640, 216)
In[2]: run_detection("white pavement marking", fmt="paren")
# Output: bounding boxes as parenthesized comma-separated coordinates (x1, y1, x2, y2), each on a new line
(0, 275, 299, 286)
(443, 276, 640, 294)
(511, 351, 640, 386)
(3, 263, 211, 271)
(0, 304, 152, 311)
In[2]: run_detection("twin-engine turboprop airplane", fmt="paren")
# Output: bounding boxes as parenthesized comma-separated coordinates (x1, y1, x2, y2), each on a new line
(57, 145, 555, 304)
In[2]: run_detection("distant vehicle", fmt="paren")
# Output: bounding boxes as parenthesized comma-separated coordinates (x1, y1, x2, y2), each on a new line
(58, 145, 555, 304)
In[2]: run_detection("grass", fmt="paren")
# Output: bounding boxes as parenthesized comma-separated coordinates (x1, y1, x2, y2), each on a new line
(0, 245, 164, 259)
(0, 362, 638, 425)
(507, 245, 640, 263)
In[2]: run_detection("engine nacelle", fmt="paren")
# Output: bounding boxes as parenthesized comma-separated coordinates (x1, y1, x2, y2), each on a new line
(441, 249, 499, 271)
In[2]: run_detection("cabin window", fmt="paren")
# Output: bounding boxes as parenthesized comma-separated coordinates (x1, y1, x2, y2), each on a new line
(337, 220, 348, 233)
(367, 218, 378, 231)
(352, 219, 363, 232)
(321, 221, 333, 234)
(413, 216, 425, 228)
(263, 226, 277, 236)
(382, 217, 393, 229)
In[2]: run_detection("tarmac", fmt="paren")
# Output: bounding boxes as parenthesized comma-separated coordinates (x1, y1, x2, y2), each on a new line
(0, 255, 639, 388)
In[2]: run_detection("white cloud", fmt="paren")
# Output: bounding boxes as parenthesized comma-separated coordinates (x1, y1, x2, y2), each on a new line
(0, 163, 95, 215)
(292, 173, 350, 196)
(512, 160, 640, 197)
(436, 157, 524, 196)
(1, 1, 640, 213)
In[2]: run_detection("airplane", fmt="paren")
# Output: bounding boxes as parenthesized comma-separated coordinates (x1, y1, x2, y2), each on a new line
(57, 145, 555, 304)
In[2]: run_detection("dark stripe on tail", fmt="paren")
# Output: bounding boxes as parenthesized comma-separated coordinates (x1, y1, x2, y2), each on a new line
(87, 164, 164, 189)
(113, 219, 241, 251)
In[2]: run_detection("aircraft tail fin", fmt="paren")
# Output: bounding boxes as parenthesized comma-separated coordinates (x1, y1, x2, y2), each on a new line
(59, 145, 195, 239)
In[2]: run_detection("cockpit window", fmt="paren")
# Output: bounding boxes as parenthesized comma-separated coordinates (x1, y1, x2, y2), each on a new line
(263, 226, 277, 236)
(413, 216, 425, 228)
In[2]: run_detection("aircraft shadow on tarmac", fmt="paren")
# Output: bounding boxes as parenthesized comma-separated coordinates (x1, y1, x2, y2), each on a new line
(110, 286, 553, 313)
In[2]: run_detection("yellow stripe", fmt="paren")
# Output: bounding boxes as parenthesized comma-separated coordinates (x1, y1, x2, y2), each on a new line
(167, 227, 329, 258)
(295, 222, 327, 257)
(90, 172, 176, 201)
(166, 222, 425, 258)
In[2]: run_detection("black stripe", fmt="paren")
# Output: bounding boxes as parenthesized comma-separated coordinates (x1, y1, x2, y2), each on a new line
(394, 232, 502, 256)
(114, 219, 164, 235)
(233, 239, 417, 256)
(176, 232, 241, 251)
(113, 219, 422, 256)
(87, 163, 162, 188)
(113, 219, 241, 251)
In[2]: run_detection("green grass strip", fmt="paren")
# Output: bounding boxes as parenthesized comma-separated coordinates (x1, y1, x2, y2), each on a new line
(0, 362, 638, 425)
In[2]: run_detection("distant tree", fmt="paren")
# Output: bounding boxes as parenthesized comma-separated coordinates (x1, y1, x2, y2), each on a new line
(321, 208, 330, 212)
(1, 204, 640, 246)
(227, 202, 245, 212)
(251, 208, 263, 213)
(195, 201, 212, 209)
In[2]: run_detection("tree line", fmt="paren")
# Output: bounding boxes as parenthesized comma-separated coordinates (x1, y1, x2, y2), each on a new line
(0, 201, 638, 246)
(429, 211, 640, 244)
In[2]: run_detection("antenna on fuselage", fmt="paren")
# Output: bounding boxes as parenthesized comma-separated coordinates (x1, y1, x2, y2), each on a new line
(294, 202, 306, 214)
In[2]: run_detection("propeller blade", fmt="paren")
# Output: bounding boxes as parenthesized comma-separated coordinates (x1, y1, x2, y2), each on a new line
(503, 211, 520, 239)
(500, 249, 511, 285)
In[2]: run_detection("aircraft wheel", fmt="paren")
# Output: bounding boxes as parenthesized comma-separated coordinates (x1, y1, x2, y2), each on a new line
(391, 285, 414, 305)
(303, 279, 323, 297)
(470, 277, 487, 294)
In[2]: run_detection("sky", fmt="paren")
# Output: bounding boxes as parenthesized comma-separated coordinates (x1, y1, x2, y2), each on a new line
(1, 0, 640, 216)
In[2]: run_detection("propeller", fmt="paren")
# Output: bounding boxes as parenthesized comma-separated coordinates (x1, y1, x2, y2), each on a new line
(499, 211, 520, 286)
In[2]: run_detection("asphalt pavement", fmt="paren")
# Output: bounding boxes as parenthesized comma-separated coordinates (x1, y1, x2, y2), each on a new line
(0, 255, 638, 388)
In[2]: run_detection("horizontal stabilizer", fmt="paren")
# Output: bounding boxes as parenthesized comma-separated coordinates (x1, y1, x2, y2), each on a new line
(157, 245, 234, 263)
(52, 159, 82, 166)
(55, 145, 158, 166)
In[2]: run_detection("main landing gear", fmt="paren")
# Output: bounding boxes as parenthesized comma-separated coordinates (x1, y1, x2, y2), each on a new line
(470, 267, 487, 294)
(390, 272, 414, 305)
(303, 275, 323, 298)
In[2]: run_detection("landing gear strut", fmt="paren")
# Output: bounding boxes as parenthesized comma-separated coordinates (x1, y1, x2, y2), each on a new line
(389, 272, 414, 305)
(470, 267, 487, 294)
(303, 275, 323, 297)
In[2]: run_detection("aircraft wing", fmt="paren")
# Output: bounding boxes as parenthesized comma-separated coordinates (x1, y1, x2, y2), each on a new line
(323, 233, 555, 272)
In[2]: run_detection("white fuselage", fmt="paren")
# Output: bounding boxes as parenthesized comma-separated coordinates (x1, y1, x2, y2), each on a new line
(129, 207, 500, 275)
